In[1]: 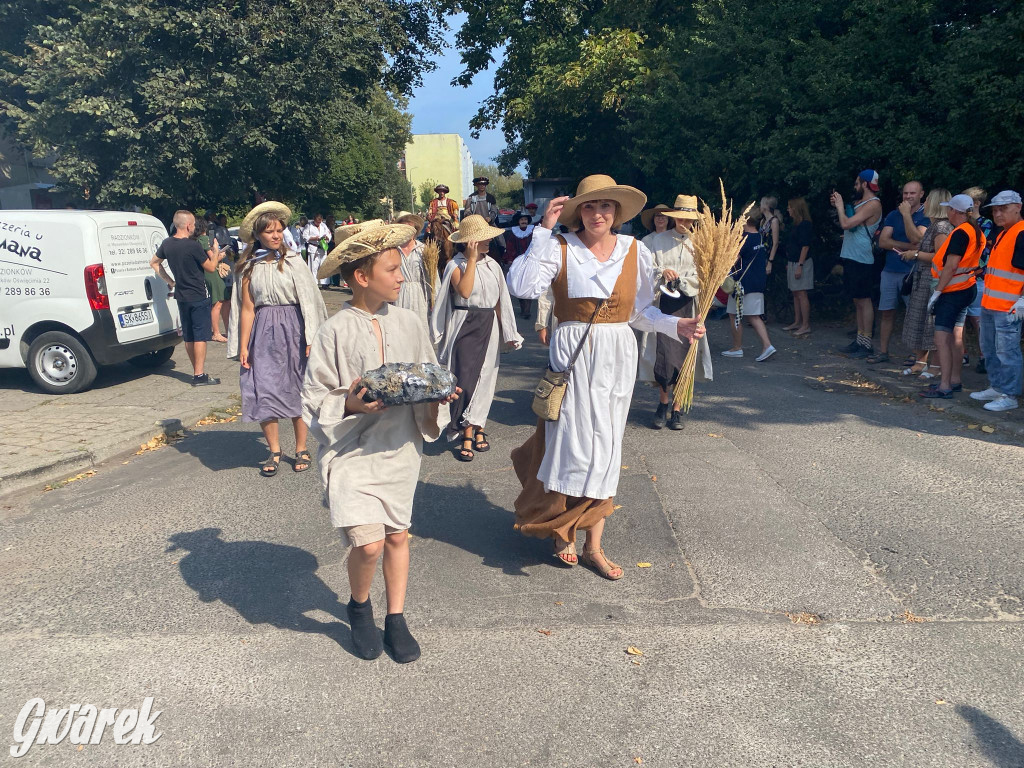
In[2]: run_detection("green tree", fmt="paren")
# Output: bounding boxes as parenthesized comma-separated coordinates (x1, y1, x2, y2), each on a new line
(418, 179, 438, 210)
(0, 0, 443, 219)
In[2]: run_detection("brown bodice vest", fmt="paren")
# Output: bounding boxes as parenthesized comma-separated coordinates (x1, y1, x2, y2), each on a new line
(551, 235, 638, 324)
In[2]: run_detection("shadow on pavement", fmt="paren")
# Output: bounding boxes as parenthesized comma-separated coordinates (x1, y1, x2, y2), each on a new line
(172, 427, 268, 471)
(956, 704, 1024, 768)
(412, 480, 549, 577)
(166, 527, 360, 657)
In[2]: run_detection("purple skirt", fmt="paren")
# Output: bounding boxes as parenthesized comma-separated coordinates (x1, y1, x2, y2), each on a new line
(241, 304, 307, 423)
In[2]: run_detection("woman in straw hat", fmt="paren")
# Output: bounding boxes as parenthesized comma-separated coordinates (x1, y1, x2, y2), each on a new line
(506, 175, 706, 578)
(639, 203, 671, 248)
(638, 194, 714, 430)
(228, 202, 328, 476)
(430, 214, 524, 461)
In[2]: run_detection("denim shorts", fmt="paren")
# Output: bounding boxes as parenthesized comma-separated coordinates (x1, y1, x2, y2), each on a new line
(878, 269, 910, 311)
(176, 298, 213, 343)
(933, 284, 977, 333)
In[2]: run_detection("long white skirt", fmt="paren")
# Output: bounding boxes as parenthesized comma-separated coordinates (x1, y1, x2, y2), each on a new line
(539, 321, 636, 499)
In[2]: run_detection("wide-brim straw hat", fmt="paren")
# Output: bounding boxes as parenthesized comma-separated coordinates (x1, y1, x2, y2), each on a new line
(317, 223, 413, 280)
(641, 203, 672, 231)
(557, 174, 647, 229)
(448, 214, 505, 243)
(663, 194, 699, 221)
(239, 201, 291, 243)
(333, 219, 383, 246)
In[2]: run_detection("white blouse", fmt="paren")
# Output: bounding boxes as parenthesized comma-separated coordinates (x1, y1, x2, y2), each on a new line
(506, 226, 678, 337)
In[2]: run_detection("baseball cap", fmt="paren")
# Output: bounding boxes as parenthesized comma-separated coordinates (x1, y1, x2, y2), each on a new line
(940, 194, 975, 213)
(984, 190, 1022, 208)
(858, 170, 880, 192)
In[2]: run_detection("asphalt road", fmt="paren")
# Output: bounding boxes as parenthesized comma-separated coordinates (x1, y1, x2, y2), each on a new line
(1, 314, 1022, 767)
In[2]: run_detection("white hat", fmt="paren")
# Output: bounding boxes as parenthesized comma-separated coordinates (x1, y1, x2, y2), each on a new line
(984, 190, 1022, 208)
(940, 194, 975, 213)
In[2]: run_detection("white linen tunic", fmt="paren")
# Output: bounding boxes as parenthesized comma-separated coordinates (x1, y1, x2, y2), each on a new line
(301, 304, 444, 530)
(507, 227, 680, 499)
(637, 228, 713, 383)
(395, 241, 434, 329)
(430, 254, 523, 430)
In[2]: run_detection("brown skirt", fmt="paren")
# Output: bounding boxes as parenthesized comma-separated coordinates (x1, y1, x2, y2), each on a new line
(510, 420, 615, 544)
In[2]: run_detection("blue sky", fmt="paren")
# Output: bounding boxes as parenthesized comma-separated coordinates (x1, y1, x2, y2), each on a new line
(406, 31, 509, 169)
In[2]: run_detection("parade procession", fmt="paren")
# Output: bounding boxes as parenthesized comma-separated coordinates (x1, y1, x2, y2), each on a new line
(0, 1, 1022, 765)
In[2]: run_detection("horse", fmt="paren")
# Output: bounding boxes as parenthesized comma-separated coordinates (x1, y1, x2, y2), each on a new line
(426, 213, 457, 278)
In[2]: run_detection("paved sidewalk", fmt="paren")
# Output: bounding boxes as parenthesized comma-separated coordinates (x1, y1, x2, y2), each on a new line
(0, 289, 349, 497)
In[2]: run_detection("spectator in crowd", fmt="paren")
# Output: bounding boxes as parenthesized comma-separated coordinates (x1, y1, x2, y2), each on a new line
(215, 214, 236, 334)
(759, 196, 784, 279)
(463, 177, 499, 225)
(918, 194, 985, 399)
(504, 211, 536, 318)
(150, 210, 224, 386)
(283, 217, 301, 254)
(525, 202, 540, 224)
(874, 181, 929, 364)
(962, 187, 996, 373)
(302, 213, 332, 289)
(832, 170, 883, 359)
(722, 209, 776, 361)
(783, 196, 814, 336)
(970, 190, 1024, 412)
(900, 189, 952, 378)
(231, 202, 328, 476)
(294, 217, 308, 260)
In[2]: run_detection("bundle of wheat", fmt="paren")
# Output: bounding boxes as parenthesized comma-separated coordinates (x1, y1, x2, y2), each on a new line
(672, 180, 753, 412)
(421, 239, 440, 295)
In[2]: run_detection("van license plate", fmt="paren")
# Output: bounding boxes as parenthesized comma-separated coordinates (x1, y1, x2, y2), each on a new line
(118, 309, 154, 328)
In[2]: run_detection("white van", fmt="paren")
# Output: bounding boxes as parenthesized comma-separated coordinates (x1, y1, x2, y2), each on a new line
(0, 210, 181, 393)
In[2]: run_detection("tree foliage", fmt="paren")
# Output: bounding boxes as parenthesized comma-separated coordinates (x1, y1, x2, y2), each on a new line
(452, 0, 1024, 214)
(0, 0, 443, 218)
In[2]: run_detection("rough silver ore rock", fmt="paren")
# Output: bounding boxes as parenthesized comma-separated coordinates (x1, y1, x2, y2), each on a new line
(360, 362, 457, 406)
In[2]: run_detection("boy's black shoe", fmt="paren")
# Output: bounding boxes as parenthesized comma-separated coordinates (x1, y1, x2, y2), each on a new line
(667, 410, 684, 430)
(384, 613, 421, 663)
(192, 373, 221, 387)
(347, 597, 384, 660)
(651, 403, 668, 430)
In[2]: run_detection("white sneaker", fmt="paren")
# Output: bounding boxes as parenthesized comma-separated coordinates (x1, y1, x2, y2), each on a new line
(970, 387, 1002, 401)
(756, 345, 777, 362)
(983, 395, 1019, 412)
(721, 349, 743, 358)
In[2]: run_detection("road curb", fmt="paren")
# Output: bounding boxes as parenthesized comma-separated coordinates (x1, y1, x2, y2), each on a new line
(0, 396, 239, 499)
(857, 366, 1024, 438)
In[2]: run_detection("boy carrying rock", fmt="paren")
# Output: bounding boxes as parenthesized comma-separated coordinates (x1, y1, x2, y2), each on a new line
(301, 223, 460, 663)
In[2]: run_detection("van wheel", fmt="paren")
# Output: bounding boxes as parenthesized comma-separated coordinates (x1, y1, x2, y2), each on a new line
(27, 331, 98, 394)
(128, 346, 175, 368)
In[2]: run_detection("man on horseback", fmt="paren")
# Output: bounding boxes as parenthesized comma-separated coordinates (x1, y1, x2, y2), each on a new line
(429, 184, 460, 225)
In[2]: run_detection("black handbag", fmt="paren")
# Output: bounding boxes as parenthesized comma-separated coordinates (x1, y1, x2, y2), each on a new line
(900, 270, 915, 296)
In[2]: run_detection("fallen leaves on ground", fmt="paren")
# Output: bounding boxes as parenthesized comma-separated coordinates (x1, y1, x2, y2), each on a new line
(968, 424, 979, 430)
(981, 425, 995, 434)
(136, 433, 180, 455)
(935, 699, 947, 705)
(636, 562, 652, 568)
(635, 758, 643, 764)
(44, 470, 96, 491)
(626, 646, 644, 656)
(613, 504, 623, 510)
(707, 433, 722, 438)
(902, 610, 926, 623)
(537, 629, 553, 636)
(554, 601, 563, 606)
(785, 612, 823, 625)
(621, 465, 629, 469)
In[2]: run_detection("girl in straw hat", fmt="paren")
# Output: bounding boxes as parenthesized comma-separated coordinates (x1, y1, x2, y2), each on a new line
(638, 194, 714, 430)
(506, 175, 705, 578)
(228, 202, 328, 476)
(430, 214, 524, 461)
(639, 203, 671, 248)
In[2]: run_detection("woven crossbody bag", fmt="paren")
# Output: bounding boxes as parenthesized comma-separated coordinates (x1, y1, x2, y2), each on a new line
(531, 299, 605, 421)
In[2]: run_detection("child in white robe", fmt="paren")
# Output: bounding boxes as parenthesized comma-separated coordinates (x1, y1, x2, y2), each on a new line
(301, 223, 460, 663)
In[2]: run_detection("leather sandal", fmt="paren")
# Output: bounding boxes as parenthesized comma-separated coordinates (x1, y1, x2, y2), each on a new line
(455, 437, 474, 462)
(293, 449, 312, 472)
(580, 548, 624, 580)
(260, 451, 282, 477)
(474, 429, 490, 452)
(553, 540, 577, 566)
